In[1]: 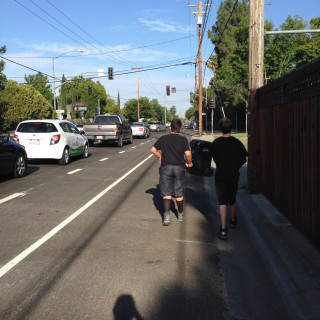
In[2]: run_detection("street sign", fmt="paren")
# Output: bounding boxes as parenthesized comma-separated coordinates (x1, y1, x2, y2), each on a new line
(56, 110, 64, 114)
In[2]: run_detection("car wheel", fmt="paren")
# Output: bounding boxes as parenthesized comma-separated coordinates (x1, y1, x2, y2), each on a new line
(59, 147, 70, 165)
(117, 135, 123, 147)
(83, 143, 89, 158)
(129, 133, 133, 144)
(143, 132, 147, 139)
(13, 153, 27, 178)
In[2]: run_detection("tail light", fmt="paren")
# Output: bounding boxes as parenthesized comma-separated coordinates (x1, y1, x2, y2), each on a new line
(114, 125, 120, 133)
(50, 134, 61, 145)
(13, 134, 19, 143)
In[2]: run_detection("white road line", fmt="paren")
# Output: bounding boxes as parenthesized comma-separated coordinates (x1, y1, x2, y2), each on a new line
(67, 169, 83, 175)
(131, 146, 136, 149)
(118, 151, 125, 154)
(99, 158, 109, 161)
(0, 154, 154, 279)
(176, 239, 215, 245)
(0, 193, 26, 204)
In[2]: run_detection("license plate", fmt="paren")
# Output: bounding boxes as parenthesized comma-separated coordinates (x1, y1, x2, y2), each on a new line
(96, 136, 103, 139)
(29, 139, 40, 145)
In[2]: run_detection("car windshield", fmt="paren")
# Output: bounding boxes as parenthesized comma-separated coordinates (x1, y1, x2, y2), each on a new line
(131, 122, 143, 126)
(17, 122, 58, 133)
(94, 116, 120, 124)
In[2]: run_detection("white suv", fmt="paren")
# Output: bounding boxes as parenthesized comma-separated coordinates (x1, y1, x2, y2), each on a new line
(13, 119, 89, 165)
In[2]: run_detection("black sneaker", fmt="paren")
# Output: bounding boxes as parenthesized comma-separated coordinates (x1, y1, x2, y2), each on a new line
(229, 217, 237, 228)
(218, 227, 228, 240)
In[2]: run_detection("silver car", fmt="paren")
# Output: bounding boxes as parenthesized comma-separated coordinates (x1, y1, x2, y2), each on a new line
(130, 122, 150, 139)
(148, 121, 166, 132)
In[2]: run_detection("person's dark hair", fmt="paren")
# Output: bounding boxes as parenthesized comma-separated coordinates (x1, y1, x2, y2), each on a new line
(170, 118, 182, 133)
(219, 117, 232, 134)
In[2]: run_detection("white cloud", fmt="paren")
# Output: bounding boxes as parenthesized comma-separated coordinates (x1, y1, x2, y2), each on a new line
(138, 18, 191, 34)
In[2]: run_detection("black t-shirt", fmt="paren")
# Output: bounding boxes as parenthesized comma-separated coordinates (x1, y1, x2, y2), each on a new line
(211, 136, 248, 181)
(153, 133, 190, 167)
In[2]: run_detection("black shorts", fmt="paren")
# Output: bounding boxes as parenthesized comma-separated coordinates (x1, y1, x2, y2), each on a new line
(159, 165, 186, 197)
(215, 179, 239, 205)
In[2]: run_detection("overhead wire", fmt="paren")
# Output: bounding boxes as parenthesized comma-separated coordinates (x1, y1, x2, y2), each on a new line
(23, 0, 131, 66)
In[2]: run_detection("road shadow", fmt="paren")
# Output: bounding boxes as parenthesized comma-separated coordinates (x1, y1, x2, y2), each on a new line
(145, 184, 179, 219)
(113, 294, 144, 320)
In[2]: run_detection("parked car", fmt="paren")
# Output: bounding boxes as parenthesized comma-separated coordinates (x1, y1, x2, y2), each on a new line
(76, 124, 85, 133)
(148, 121, 166, 132)
(130, 122, 150, 139)
(0, 135, 28, 178)
(13, 119, 89, 165)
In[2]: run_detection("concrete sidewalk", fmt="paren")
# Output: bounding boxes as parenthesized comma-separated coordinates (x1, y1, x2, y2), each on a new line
(191, 132, 320, 320)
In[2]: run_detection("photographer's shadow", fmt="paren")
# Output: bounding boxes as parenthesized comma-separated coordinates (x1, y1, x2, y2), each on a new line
(113, 294, 144, 320)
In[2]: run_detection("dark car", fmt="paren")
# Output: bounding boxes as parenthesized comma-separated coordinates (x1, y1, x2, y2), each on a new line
(0, 136, 28, 178)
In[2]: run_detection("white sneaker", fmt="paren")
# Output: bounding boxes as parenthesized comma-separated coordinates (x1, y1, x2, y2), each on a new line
(163, 212, 171, 226)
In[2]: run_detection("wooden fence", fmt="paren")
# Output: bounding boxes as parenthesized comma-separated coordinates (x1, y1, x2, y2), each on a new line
(253, 58, 320, 247)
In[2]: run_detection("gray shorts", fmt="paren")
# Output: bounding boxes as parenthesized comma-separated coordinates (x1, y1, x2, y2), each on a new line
(159, 165, 186, 197)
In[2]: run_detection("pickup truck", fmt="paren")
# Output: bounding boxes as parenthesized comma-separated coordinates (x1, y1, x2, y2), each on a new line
(83, 115, 133, 147)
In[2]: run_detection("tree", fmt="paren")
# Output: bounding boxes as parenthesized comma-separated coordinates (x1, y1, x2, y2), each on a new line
(207, 0, 249, 109)
(24, 72, 53, 104)
(185, 106, 196, 120)
(58, 76, 108, 119)
(123, 97, 156, 121)
(295, 17, 320, 67)
(0, 45, 7, 91)
(0, 80, 56, 130)
(207, 0, 319, 131)
(265, 16, 309, 80)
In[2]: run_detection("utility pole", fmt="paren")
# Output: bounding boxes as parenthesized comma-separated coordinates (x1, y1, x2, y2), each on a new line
(132, 67, 141, 120)
(248, 0, 264, 192)
(188, 1, 212, 137)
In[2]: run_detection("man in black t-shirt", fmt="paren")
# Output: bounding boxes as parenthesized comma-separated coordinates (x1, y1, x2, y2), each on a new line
(151, 119, 193, 226)
(211, 117, 248, 239)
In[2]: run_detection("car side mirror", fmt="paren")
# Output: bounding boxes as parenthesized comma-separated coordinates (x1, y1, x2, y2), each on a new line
(0, 136, 9, 144)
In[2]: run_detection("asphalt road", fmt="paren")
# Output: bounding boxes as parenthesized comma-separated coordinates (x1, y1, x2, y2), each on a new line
(1, 130, 320, 320)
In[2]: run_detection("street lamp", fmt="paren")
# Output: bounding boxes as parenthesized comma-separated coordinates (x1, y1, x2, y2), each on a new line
(52, 49, 84, 111)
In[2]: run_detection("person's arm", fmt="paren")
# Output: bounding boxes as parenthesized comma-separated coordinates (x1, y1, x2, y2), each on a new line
(184, 150, 193, 167)
(150, 146, 162, 164)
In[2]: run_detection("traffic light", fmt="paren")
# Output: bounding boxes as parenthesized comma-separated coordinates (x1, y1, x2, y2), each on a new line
(209, 97, 215, 108)
(108, 67, 114, 80)
(88, 86, 92, 95)
(166, 85, 170, 96)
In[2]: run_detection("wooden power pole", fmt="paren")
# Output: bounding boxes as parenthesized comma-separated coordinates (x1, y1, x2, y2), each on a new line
(248, 0, 264, 192)
(188, 1, 212, 137)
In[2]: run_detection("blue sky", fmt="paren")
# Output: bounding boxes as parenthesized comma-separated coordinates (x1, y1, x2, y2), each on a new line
(0, 0, 319, 117)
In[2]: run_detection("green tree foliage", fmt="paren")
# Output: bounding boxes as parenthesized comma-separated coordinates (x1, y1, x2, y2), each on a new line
(207, 0, 319, 130)
(265, 16, 309, 80)
(24, 72, 53, 104)
(0, 80, 56, 130)
(185, 106, 196, 120)
(58, 76, 108, 119)
(0, 45, 7, 91)
(123, 97, 167, 122)
(207, 0, 249, 109)
(123, 97, 156, 121)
